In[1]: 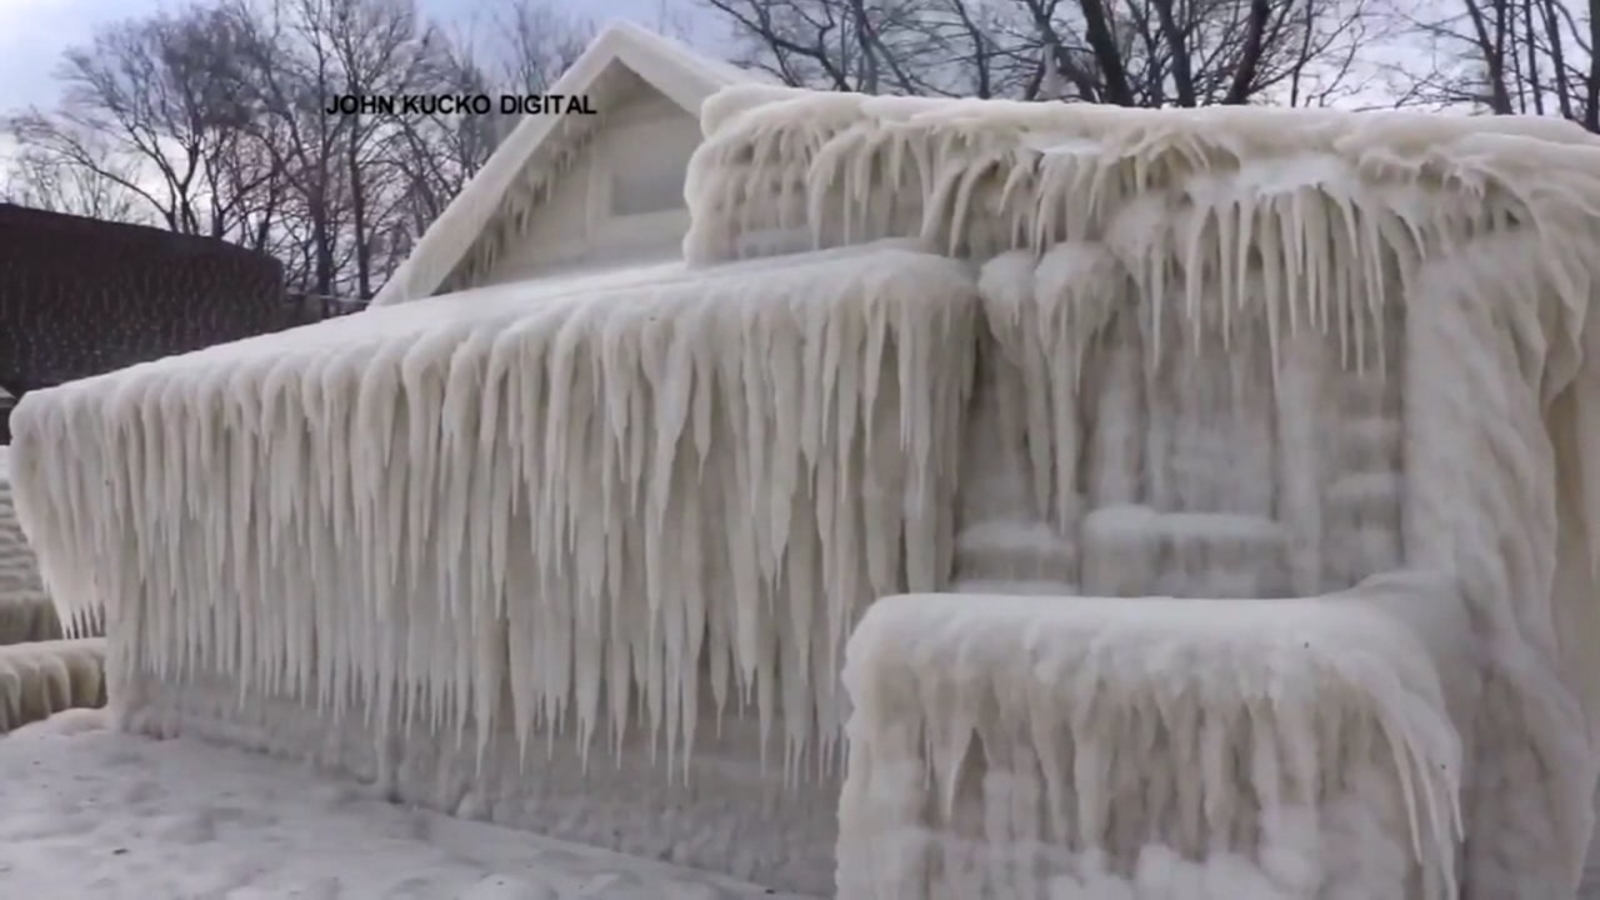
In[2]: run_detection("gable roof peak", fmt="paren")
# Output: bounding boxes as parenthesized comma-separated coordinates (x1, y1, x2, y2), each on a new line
(371, 23, 763, 307)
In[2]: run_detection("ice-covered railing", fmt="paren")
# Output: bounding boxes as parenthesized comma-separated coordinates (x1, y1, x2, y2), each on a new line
(839, 578, 1468, 899)
(6, 244, 977, 774)
(685, 85, 1600, 273)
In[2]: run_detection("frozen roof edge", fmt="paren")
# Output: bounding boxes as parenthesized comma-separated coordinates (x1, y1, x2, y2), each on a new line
(370, 21, 765, 308)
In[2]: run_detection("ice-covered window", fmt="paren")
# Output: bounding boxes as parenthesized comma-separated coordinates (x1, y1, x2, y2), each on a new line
(608, 157, 687, 216)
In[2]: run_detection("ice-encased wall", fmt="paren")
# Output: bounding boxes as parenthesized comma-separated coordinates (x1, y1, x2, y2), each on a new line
(6, 245, 977, 891)
(680, 87, 1600, 895)
(958, 243, 1405, 601)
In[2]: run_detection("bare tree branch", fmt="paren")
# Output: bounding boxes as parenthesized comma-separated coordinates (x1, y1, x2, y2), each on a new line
(702, 0, 1401, 108)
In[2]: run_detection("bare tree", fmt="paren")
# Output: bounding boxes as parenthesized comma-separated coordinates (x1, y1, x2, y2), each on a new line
(378, 0, 593, 271)
(1404, 0, 1600, 128)
(216, 0, 353, 294)
(4, 0, 592, 301)
(321, 0, 446, 297)
(223, 0, 458, 296)
(1, 142, 146, 222)
(5, 5, 267, 236)
(483, 0, 593, 96)
(699, 0, 937, 93)
(702, 0, 1401, 107)
(651, 0, 701, 42)
(226, 0, 595, 297)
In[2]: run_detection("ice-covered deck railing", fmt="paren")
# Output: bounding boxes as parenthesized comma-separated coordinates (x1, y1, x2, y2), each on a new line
(685, 88, 1600, 284)
(7, 243, 978, 776)
(839, 580, 1467, 899)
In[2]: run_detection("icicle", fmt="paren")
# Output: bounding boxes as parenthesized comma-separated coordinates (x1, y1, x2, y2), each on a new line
(16, 81, 1600, 900)
(23, 244, 974, 792)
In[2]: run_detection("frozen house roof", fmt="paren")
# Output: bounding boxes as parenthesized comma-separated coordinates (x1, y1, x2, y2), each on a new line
(370, 21, 766, 308)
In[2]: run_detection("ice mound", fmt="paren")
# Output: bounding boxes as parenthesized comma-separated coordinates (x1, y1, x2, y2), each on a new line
(0, 637, 106, 734)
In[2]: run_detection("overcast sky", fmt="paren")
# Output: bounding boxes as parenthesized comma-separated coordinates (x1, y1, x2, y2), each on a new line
(0, 0, 686, 114)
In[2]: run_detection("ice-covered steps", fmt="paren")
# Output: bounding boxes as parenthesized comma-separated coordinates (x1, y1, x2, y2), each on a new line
(954, 458, 1038, 526)
(0, 463, 61, 645)
(1324, 472, 1403, 526)
(949, 578, 1076, 596)
(948, 323, 1081, 593)
(952, 520, 1075, 586)
(0, 637, 106, 734)
(1322, 472, 1404, 583)
(1080, 506, 1291, 598)
(1335, 370, 1395, 412)
(837, 589, 1464, 900)
(1334, 417, 1403, 471)
(1319, 409, 1405, 591)
(0, 595, 60, 646)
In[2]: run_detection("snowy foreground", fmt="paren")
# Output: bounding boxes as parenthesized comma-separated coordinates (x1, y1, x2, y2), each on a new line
(0, 710, 812, 899)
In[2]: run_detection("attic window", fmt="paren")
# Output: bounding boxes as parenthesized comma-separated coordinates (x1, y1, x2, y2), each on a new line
(609, 155, 687, 216)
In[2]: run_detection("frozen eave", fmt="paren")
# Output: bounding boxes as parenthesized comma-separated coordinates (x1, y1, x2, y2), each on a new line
(7, 242, 978, 779)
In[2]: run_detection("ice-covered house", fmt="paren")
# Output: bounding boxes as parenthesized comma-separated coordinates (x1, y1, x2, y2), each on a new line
(12, 29, 1600, 900)
(373, 21, 763, 304)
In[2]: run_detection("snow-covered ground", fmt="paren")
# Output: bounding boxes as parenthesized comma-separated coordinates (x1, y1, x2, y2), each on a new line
(0, 710, 814, 899)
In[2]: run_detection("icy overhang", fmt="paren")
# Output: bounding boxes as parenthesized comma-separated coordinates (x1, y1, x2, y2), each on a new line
(685, 85, 1600, 275)
(7, 242, 978, 769)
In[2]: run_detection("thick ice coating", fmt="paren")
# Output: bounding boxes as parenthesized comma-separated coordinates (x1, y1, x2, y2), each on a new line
(685, 85, 1600, 271)
(1, 456, 62, 644)
(840, 581, 1465, 899)
(15, 80, 1600, 898)
(7, 244, 977, 779)
(682, 87, 1600, 896)
(0, 637, 105, 733)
